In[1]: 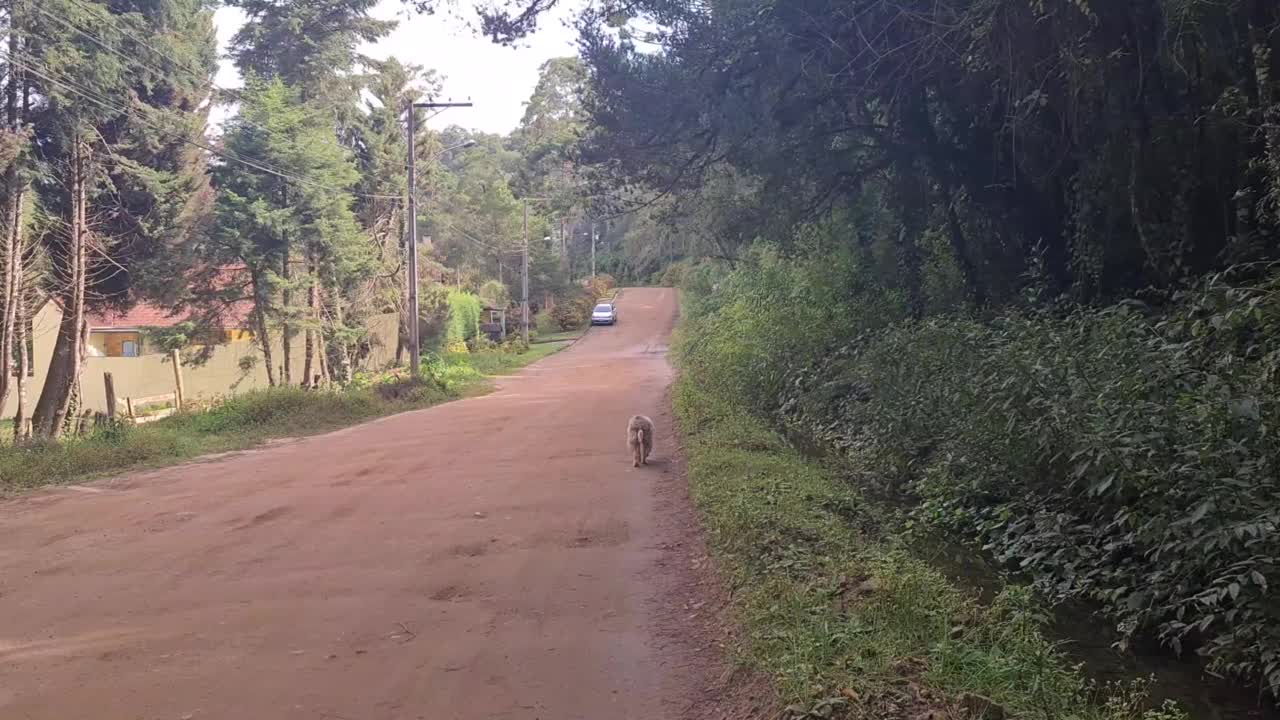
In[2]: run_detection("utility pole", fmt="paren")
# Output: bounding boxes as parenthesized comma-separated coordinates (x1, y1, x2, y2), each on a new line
(405, 100, 421, 378)
(590, 221, 597, 278)
(521, 200, 530, 345)
(405, 99, 472, 377)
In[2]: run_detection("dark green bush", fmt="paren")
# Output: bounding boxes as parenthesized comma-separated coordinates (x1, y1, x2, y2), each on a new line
(445, 290, 483, 350)
(781, 274, 1280, 697)
(682, 254, 1280, 699)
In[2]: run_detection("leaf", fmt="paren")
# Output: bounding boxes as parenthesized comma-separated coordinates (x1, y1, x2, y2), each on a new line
(1228, 582, 1240, 601)
(1251, 571, 1268, 591)
(1190, 500, 1213, 524)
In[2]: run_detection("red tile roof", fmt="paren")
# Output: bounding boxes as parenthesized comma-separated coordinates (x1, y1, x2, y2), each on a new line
(86, 265, 255, 330)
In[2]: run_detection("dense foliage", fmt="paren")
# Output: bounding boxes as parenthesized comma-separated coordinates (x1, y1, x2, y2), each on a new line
(676, 248, 1280, 699)
(576, 0, 1280, 307)
(674, 300, 1189, 719)
(444, 290, 482, 352)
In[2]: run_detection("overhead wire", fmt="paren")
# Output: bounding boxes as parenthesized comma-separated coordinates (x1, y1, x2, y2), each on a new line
(33, 0, 301, 150)
(30, 2, 462, 188)
(1, 48, 402, 200)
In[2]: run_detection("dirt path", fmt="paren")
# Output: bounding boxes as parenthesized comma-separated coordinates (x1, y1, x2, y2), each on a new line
(0, 288, 727, 720)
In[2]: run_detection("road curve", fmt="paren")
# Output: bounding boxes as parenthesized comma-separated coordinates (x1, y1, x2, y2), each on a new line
(0, 287, 714, 720)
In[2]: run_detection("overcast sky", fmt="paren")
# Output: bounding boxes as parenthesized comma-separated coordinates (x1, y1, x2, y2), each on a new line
(212, 1, 584, 135)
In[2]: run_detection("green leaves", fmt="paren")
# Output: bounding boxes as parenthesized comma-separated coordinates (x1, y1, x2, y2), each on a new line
(761, 262, 1280, 702)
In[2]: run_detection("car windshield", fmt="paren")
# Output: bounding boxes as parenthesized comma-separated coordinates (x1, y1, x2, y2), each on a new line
(593, 304, 612, 312)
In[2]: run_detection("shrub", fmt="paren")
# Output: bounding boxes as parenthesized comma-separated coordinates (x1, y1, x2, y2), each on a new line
(478, 279, 511, 309)
(658, 261, 686, 287)
(445, 290, 482, 352)
(586, 273, 616, 300)
(682, 251, 1280, 700)
(775, 270, 1280, 698)
(535, 309, 560, 335)
(551, 294, 593, 330)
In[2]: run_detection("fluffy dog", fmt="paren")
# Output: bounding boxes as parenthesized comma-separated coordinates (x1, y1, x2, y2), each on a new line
(627, 415, 655, 467)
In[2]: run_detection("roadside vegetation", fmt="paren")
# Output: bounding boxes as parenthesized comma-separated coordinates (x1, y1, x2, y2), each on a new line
(669, 248, 1280, 705)
(677, 371, 1185, 720)
(0, 340, 569, 494)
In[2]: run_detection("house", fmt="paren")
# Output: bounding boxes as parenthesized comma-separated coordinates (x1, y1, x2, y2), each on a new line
(86, 304, 254, 358)
(85, 266, 256, 357)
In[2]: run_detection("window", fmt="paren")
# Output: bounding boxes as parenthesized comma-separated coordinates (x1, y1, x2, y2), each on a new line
(122, 340, 139, 358)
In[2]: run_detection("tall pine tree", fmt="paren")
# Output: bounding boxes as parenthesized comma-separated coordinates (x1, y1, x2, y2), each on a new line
(22, 0, 215, 438)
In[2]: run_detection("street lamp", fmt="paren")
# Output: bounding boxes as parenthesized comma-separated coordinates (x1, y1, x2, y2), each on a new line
(442, 139, 477, 153)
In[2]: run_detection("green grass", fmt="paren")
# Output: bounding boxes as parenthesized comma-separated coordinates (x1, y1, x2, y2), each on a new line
(532, 329, 584, 344)
(0, 341, 574, 495)
(446, 340, 571, 377)
(0, 381, 449, 494)
(673, 376, 1187, 720)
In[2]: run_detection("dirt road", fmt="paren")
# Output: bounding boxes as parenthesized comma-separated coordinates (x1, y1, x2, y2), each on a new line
(0, 288, 721, 719)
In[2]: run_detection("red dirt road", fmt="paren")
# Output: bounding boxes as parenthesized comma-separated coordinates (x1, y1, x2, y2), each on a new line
(0, 288, 724, 720)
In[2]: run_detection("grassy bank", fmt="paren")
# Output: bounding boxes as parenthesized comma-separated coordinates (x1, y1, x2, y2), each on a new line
(674, 354, 1185, 719)
(1, 342, 570, 494)
(451, 339, 571, 374)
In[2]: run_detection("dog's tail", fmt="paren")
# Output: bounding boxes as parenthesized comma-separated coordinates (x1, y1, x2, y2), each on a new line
(636, 426, 646, 447)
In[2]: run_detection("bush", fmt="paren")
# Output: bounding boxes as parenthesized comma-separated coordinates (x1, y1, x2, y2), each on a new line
(657, 261, 687, 287)
(478, 279, 511, 309)
(586, 273, 616, 300)
(445, 290, 483, 352)
(774, 269, 1280, 698)
(674, 352, 1184, 720)
(681, 252, 1280, 700)
(551, 294, 593, 330)
(535, 309, 560, 335)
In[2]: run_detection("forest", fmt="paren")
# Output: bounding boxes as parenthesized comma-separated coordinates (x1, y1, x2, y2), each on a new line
(3, 0, 1280, 714)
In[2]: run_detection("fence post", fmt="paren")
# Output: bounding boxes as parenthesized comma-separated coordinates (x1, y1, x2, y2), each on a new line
(125, 397, 135, 420)
(104, 372, 117, 420)
(170, 349, 185, 411)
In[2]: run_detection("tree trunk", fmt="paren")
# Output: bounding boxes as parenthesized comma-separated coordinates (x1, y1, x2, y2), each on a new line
(908, 87, 985, 306)
(332, 276, 352, 383)
(251, 267, 277, 387)
(0, 2, 25, 413)
(13, 282, 28, 441)
(302, 248, 317, 385)
(1249, 0, 1280, 222)
(31, 137, 90, 439)
(281, 246, 293, 385)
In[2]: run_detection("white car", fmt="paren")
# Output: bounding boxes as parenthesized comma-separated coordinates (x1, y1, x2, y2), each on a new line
(591, 302, 617, 325)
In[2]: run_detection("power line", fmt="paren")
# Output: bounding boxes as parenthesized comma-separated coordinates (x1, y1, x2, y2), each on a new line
(2, 49, 402, 201)
(27, 2, 311, 152)
(31, 2, 449, 181)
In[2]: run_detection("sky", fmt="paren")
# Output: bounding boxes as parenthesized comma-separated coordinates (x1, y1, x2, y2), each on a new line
(212, 1, 585, 136)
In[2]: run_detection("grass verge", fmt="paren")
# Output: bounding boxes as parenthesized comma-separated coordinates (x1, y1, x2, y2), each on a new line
(451, 340, 571, 376)
(533, 329, 585, 344)
(1, 341, 573, 495)
(674, 376, 1187, 720)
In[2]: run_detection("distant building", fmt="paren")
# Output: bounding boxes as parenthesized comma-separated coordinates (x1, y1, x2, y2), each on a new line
(86, 303, 254, 358)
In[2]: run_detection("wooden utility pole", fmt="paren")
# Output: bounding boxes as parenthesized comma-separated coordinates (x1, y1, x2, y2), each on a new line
(405, 100, 421, 378)
(522, 200, 530, 345)
(407, 100, 472, 377)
